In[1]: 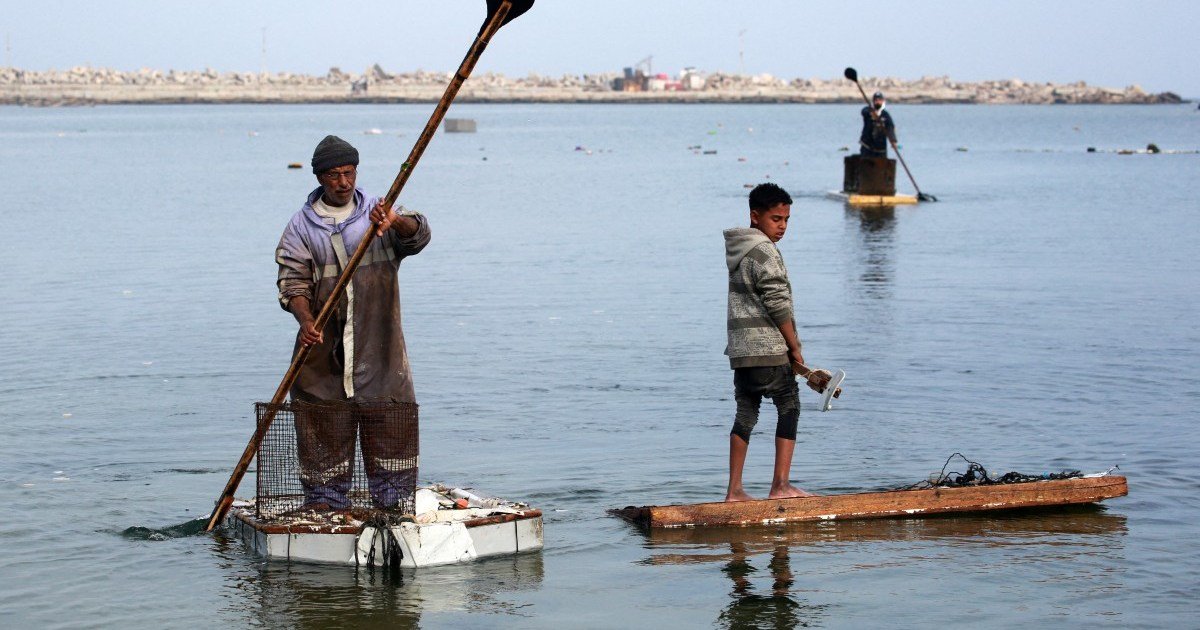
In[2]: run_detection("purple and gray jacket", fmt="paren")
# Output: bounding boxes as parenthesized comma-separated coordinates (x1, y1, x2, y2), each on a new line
(276, 186, 430, 403)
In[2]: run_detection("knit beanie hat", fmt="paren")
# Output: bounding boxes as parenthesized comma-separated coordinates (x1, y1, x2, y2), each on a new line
(311, 135, 359, 174)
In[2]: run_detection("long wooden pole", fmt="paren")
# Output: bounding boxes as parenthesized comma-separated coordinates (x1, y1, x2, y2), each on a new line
(205, 1, 516, 532)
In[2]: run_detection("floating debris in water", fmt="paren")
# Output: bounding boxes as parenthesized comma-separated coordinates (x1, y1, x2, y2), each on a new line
(1095, 143, 1162, 155)
(444, 118, 477, 133)
(1087, 144, 1194, 155)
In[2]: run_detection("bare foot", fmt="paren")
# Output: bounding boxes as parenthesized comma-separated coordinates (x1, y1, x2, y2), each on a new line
(725, 488, 756, 502)
(768, 483, 816, 499)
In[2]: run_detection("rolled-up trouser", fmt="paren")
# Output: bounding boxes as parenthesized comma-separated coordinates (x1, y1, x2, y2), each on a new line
(731, 364, 800, 442)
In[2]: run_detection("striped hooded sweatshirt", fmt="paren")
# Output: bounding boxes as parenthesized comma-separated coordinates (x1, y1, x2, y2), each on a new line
(276, 186, 430, 403)
(724, 227, 795, 368)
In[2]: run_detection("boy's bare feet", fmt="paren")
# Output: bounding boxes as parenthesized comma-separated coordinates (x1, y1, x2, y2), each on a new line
(725, 488, 756, 502)
(768, 483, 815, 499)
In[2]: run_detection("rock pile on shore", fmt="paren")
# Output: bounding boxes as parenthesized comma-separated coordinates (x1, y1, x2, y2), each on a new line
(0, 65, 1183, 106)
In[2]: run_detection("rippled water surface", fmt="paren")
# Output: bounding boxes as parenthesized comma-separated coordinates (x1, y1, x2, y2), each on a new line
(1, 103, 1197, 628)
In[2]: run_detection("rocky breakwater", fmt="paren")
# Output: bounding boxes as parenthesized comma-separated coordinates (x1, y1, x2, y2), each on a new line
(0, 65, 1184, 106)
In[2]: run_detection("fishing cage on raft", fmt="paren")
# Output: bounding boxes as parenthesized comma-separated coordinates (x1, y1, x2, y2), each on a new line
(253, 400, 419, 520)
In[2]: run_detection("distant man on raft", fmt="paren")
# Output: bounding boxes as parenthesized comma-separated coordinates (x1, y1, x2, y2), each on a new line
(859, 91, 896, 158)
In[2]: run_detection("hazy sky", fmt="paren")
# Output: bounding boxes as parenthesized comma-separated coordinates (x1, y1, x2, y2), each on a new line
(5, 1, 1196, 97)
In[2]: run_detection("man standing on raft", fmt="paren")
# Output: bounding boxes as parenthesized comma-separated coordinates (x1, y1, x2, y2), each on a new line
(275, 135, 431, 511)
(722, 183, 813, 502)
(859, 91, 896, 158)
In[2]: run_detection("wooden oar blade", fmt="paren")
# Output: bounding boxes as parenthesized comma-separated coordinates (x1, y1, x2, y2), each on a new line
(486, 0, 534, 28)
(844, 67, 858, 81)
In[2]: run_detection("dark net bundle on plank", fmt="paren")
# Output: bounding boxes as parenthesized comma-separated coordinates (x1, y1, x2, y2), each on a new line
(255, 401, 419, 519)
(897, 452, 1084, 491)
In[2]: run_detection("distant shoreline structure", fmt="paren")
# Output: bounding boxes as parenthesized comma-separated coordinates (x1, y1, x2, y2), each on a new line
(0, 65, 1185, 106)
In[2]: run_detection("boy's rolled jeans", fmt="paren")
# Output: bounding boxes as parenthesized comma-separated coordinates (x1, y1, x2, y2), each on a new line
(732, 365, 800, 442)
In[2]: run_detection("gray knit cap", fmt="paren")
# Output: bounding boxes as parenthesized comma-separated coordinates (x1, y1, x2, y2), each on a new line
(311, 135, 359, 174)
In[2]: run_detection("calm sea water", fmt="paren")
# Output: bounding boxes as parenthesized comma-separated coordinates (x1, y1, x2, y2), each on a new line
(1, 102, 1197, 628)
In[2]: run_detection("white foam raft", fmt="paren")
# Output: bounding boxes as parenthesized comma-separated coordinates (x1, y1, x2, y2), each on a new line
(224, 485, 543, 568)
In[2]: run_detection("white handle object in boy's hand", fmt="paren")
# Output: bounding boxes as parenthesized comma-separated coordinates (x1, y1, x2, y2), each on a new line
(820, 369, 846, 412)
(794, 364, 846, 412)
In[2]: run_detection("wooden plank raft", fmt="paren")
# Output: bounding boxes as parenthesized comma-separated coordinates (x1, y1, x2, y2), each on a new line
(826, 190, 919, 205)
(612, 475, 1127, 529)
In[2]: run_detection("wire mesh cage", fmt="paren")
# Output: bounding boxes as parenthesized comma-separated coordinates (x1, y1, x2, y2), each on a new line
(254, 400, 419, 520)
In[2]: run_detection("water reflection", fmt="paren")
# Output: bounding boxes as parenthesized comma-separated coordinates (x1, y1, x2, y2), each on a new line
(716, 541, 829, 629)
(638, 508, 1126, 628)
(844, 206, 897, 302)
(216, 543, 544, 628)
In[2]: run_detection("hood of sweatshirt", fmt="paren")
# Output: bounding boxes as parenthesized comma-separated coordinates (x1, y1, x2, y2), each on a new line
(723, 227, 772, 272)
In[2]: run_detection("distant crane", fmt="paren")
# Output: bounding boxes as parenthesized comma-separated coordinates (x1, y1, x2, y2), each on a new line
(635, 55, 653, 77)
(613, 55, 655, 92)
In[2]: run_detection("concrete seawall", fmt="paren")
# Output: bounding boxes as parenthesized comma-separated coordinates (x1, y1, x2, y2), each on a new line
(0, 66, 1184, 106)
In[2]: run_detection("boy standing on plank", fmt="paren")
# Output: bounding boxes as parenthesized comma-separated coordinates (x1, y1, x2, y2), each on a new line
(723, 183, 813, 502)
